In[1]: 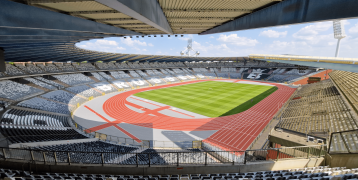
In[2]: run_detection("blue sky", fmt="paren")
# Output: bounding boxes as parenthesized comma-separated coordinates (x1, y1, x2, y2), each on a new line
(77, 18, 358, 58)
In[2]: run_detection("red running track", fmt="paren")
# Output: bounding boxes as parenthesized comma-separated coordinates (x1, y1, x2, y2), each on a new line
(94, 79, 295, 151)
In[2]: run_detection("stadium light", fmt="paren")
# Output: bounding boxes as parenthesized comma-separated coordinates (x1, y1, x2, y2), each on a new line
(333, 20, 346, 57)
(168, 35, 170, 37)
(154, 35, 156, 37)
(161, 35, 163, 37)
(136, 36, 139, 38)
(175, 35, 177, 37)
(124, 37, 126, 39)
(181, 35, 184, 37)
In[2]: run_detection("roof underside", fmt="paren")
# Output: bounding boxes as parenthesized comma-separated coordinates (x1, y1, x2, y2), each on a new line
(12, 0, 281, 35)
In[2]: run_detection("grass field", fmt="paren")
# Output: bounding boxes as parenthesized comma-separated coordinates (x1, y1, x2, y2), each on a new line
(134, 81, 277, 117)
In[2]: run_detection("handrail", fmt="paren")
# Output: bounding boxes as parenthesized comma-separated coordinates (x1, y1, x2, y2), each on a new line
(0, 145, 326, 166)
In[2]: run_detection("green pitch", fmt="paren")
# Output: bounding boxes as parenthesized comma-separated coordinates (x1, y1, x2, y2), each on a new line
(134, 81, 276, 117)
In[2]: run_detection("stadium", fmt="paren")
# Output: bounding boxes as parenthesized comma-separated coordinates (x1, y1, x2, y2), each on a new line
(0, 0, 358, 179)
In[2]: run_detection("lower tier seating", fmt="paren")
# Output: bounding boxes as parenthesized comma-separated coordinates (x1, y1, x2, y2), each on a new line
(0, 127, 87, 143)
(17, 97, 70, 114)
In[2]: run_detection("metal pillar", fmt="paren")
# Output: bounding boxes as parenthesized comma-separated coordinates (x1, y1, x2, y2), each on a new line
(335, 39, 342, 57)
(0, 47, 5, 72)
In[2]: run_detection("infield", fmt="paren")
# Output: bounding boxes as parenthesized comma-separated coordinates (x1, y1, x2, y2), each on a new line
(134, 81, 277, 117)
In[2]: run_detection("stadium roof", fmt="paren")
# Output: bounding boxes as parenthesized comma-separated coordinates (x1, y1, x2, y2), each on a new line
(1, 0, 358, 64)
(250, 54, 358, 73)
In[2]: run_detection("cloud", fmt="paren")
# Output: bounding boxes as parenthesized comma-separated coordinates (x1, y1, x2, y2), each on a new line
(349, 22, 358, 34)
(76, 39, 126, 53)
(292, 22, 332, 40)
(276, 25, 290, 29)
(216, 34, 259, 46)
(120, 38, 147, 46)
(209, 36, 215, 38)
(148, 43, 154, 47)
(259, 30, 287, 38)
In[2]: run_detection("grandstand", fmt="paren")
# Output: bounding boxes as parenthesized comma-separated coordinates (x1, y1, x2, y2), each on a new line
(0, 0, 358, 176)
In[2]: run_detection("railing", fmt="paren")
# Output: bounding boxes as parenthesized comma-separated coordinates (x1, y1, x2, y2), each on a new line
(0, 145, 326, 167)
(328, 129, 358, 154)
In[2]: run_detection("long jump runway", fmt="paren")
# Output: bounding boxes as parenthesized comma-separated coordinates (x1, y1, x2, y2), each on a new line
(73, 79, 295, 151)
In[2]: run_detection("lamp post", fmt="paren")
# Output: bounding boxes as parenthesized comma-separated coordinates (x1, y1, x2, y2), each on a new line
(333, 20, 346, 57)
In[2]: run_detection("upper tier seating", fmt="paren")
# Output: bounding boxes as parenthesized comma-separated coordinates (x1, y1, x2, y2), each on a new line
(1, 109, 70, 128)
(90, 82, 117, 94)
(5, 64, 26, 76)
(66, 85, 102, 98)
(73, 63, 97, 71)
(40, 90, 87, 105)
(91, 72, 106, 81)
(0, 80, 44, 101)
(269, 75, 291, 82)
(38, 63, 62, 73)
(128, 63, 141, 69)
(111, 80, 132, 90)
(24, 77, 57, 90)
(17, 97, 70, 114)
(98, 72, 114, 80)
(278, 80, 357, 135)
(127, 78, 150, 88)
(32, 141, 138, 164)
(115, 62, 130, 69)
(57, 63, 77, 72)
(53, 73, 94, 86)
(234, 61, 245, 66)
(17, 64, 45, 74)
(34, 77, 65, 89)
(95, 62, 111, 70)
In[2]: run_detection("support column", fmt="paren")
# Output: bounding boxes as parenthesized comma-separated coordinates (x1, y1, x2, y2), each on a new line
(0, 48, 5, 72)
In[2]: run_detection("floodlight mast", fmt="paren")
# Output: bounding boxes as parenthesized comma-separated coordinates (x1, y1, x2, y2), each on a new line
(180, 38, 200, 57)
(333, 20, 346, 57)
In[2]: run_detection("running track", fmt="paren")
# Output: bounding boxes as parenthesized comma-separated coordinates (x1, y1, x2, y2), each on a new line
(84, 79, 296, 151)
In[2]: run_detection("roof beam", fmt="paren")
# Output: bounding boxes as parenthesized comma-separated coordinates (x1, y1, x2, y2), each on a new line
(96, 0, 173, 35)
(70, 10, 119, 15)
(0, 0, 141, 36)
(200, 0, 358, 35)
(163, 9, 253, 13)
(168, 17, 235, 21)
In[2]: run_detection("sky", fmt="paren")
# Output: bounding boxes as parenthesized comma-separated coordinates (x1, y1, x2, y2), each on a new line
(77, 18, 358, 58)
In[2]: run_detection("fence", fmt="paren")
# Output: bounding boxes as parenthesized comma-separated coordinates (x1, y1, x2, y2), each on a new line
(0, 145, 326, 167)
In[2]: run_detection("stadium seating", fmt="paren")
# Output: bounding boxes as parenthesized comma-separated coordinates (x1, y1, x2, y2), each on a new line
(1, 109, 70, 128)
(278, 80, 357, 134)
(5, 64, 27, 76)
(129, 71, 140, 78)
(0, 80, 44, 101)
(90, 82, 117, 94)
(127, 78, 150, 88)
(24, 77, 57, 90)
(205, 73, 217, 79)
(329, 70, 358, 112)
(163, 76, 180, 83)
(135, 70, 148, 77)
(39, 63, 62, 73)
(111, 80, 132, 90)
(66, 85, 102, 98)
(34, 77, 65, 89)
(32, 141, 138, 164)
(16, 64, 45, 74)
(41, 90, 87, 105)
(115, 63, 130, 69)
(91, 72, 106, 81)
(146, 77, 167, 85)
(17, 97, 70, 114)
(73, 63, 97, 71)
(229, 73, 242, 79)
(109, 71, 122, 79)
(53, 74, 95, 86)
(98, 72, 114, 80)
(56, 63, 77, 72)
